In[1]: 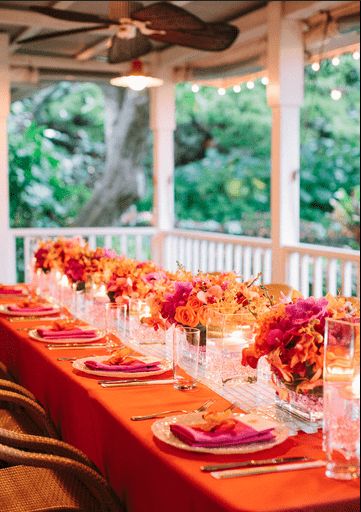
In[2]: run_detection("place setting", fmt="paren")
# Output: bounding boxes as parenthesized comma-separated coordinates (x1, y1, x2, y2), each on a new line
(0, 299, 61, 320)
(0, 284, 28, 298)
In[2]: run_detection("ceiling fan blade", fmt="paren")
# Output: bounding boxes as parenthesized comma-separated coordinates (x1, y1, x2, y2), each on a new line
(131, 2, 205, 31)
(18, 25, 110, 45)
(29, 5, 119, 25)
(108, 34, 152, 64)
(149, 23, 239, 52)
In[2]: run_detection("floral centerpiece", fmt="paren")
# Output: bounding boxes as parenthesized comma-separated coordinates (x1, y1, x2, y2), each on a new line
(242, 295, 360, 421)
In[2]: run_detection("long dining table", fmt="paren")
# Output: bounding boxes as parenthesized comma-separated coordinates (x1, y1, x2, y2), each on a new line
(0, 294, 359, 512)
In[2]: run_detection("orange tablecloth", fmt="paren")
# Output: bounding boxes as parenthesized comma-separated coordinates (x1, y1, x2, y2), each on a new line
(0, 300, 359, 512)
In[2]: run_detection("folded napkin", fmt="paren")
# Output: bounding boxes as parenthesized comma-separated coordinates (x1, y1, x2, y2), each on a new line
(0, 287, 24, 295)
(8, 305, 55, 313)
(170, 419, 275, 448)
(37, 328, 97, 340)
(84, 358, 161, 373)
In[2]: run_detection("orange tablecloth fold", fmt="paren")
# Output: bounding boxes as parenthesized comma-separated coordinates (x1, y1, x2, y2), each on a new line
(0, 297, 359, 512)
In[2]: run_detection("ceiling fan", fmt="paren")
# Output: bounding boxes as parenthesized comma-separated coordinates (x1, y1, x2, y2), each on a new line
(19, 1, 239, 64)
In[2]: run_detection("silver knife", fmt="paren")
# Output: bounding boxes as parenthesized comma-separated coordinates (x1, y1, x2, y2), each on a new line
(201, 456, 311, 472)
(47, 343, 107, 350)
(99, 378, 175, 388)
(210, 460, 326, 479)
(8, 316, 65, 322)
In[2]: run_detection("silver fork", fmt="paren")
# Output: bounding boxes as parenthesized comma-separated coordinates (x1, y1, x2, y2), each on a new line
(130, 398, 215, 421)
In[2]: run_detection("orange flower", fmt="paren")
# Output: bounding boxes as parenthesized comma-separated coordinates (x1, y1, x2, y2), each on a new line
(174, 305, 199, 327)
(187, 295, 204, 311)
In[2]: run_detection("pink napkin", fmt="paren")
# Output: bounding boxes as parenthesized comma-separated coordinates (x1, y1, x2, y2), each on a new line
(0, 288, 24, 295)
(8, 305, 55, 313)
(37, 328, 97, 340)
(84, 359, 161, 373)
(170, 420, 275, 448)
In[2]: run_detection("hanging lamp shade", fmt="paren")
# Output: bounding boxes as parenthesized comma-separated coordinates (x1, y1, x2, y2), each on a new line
(110, 60, 164, 91)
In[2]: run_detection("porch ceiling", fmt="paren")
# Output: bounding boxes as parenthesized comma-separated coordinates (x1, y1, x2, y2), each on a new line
(0, 0, 359, 94)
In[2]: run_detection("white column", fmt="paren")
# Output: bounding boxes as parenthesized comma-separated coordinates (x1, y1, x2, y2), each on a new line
(0, 34, 16, 283)
(267, 1, 304, 284)
(150, 67, 176, 267)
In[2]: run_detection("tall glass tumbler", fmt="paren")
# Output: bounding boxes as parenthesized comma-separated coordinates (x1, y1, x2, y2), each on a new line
(105, 302, 127, 352)
(324, 318, 360, 480)
(173, 326, 200, 390)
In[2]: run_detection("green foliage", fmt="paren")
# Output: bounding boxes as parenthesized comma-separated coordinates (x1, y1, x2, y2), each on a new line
(9, 82, 105, 227)
(8, 55, 360, 249)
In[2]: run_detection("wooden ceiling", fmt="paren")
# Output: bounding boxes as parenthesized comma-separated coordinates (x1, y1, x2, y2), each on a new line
(0, 0, 359, 91)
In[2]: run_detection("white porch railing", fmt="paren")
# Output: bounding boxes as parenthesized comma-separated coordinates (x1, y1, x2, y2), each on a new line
(11, 227, 156, 282)
(285, 243, 360, 298)
(160, 230, 272, 281)
(9, 227, 360, 298)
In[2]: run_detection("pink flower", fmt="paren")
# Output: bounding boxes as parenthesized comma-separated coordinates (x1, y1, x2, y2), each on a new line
(285, 297, 328, 326)
(161, 282, 193, 323)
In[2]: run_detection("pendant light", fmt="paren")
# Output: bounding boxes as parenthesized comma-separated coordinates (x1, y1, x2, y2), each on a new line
(110, 60, 164, 91)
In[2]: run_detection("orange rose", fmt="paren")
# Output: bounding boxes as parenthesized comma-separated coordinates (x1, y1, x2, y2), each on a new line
(174, 305, 199, 327)
(197, 305, 209, 326)
(187, 295, 204, 311)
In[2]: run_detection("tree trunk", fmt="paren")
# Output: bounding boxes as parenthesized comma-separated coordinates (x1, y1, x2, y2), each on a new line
(73, 85, 149, 227)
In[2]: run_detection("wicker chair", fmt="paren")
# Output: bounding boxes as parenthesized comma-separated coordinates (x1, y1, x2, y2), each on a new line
(0, 361, 12, 380)
(0, 379, 36, 401)
(0, 390, 58, 437)
(0, 428, 94, 469)
(262, 283, 294, 302)
(0, 442, 122, 512)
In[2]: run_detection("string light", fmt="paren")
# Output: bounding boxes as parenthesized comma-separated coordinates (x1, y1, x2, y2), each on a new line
(246, 81, 255, 90)
(261, 76, 269, 85)
(217, 87, 226, 96)
(331, 56, 340, 66)
(353, 51, 360, 61)
(311, 62, 320, 71)
(191, 84, 200, 93)
(233, 85, 241, 93)
(330, 89, 342, 101)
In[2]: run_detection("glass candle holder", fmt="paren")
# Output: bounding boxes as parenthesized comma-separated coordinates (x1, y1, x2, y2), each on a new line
(105, 302, 127, 352)
(323, 318, 360, 480)
(206, 306, 257, 386)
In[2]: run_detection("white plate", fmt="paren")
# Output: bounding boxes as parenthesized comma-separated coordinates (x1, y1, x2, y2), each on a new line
(72, 355, 172, 378)
(0, 304, 60, 317)
(28, 328, 105, 344)
(151, 412, 290, 455)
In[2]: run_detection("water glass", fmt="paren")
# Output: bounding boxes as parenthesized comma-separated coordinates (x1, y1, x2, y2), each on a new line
(323, 318, 360, 480)
(105, 302, 127, 352)
(206, 306, 257, 385)
(128, 298, 150, 341)
(173, 326, 200, 390)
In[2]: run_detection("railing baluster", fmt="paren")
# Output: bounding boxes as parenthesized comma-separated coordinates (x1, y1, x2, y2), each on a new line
(135, 235, 143, 260)
(216, 243, 224, 272)
(178, 237, 186, 268)
(185, 238, 193, 271)
(224, 244, 233, 272)
(121, 235, 128, 256)
(200, 240, 208, 272)
(342, 261, 353, 297)
(263, 249, 272, 284)
(243, 247, 252, 280)
(87, 235, 96, 250)
(300, 255, 311, 297)
(327, 259, 338, 296)
(312, 257, 324, 297)
(192, 239, 200, 274)
(233, 245, 242, 275)
(208, 242, 216, 272)
(23, 237, 31, 283)
(252, 248, 262, 277)
(287, 252, 300, 291)
(104, 235, 113, 250)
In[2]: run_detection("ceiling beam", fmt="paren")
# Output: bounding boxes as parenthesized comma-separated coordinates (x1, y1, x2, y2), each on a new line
(9, 1, 77, 53)
(10, 53, 127, 74)
(284, 1, 358, 19)
(0, 7, 112, 32)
